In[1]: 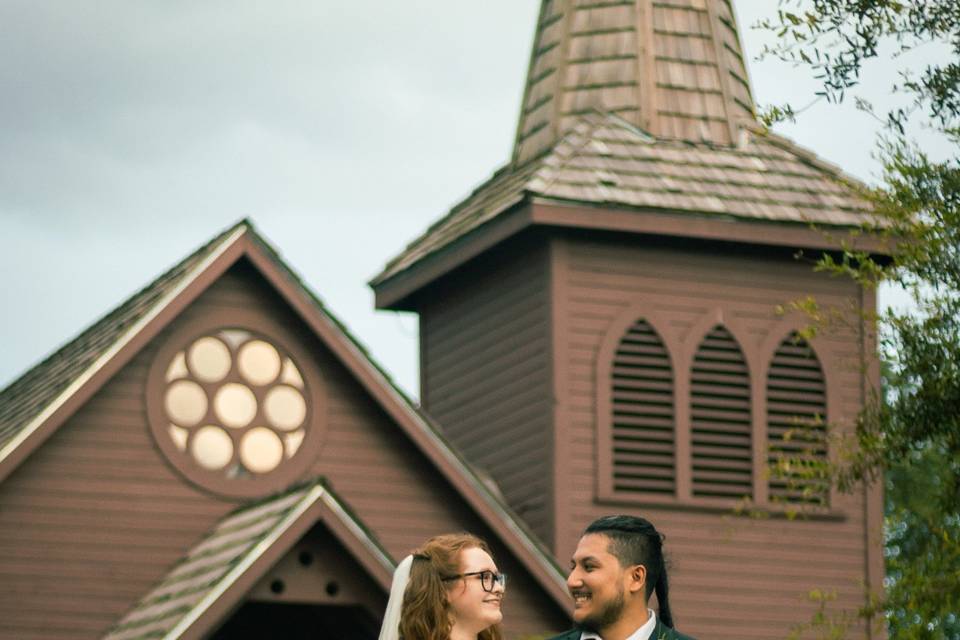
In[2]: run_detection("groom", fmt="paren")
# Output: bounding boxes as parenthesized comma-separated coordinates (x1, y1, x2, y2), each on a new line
(549, 515, 696, 640)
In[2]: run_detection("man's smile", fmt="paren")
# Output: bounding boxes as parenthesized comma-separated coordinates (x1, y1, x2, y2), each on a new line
(571, 589, 592, 607)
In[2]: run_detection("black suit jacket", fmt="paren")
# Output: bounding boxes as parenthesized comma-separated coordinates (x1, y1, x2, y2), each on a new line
(547, 619, 696, 640)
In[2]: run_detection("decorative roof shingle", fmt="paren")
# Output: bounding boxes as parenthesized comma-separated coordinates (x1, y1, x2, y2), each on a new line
(102, 479, 390, 640)
(373, 112, 872, 286)
(0, 219, 571, 619)
(0, 221, 247, 457)
(514, 0, 756, 163)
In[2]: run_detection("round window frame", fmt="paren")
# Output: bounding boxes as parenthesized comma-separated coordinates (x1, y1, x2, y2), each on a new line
(146, 310, 326, 499)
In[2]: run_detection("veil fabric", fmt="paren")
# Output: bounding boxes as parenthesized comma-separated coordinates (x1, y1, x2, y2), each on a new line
(378, 554, 414, 640)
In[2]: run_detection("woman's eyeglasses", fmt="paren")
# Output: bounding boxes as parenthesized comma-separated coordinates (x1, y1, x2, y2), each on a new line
(442, 570, 507, 592)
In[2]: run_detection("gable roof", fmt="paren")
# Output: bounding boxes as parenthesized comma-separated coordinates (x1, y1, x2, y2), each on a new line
(372, 112, 874, 295)
(102, 478, 392, 640)
(514, 0, 756, 163)
(0, 219, 570, 609)
(0, 222, 248, 468)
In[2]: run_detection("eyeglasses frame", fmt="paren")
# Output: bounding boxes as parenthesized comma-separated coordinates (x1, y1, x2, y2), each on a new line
(441, 570, 507, 592)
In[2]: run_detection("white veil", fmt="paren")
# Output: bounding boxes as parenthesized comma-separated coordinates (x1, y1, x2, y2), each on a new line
(378, 554, 415, 640)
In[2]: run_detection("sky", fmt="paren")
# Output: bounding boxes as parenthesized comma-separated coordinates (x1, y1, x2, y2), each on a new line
(0, 1, 945, 398)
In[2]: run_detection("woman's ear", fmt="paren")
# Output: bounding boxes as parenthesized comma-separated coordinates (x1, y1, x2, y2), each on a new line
(627, 564, 647, 595)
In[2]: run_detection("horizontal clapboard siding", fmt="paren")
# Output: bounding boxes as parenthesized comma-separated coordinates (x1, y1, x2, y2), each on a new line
(558, 235, 871, 640)
(767, 332, 829, 505)
(690, 325, 752, 499)
(420, 236, 554, 548)
(0, 262, 568, 639)
(611, 319, 675, 494)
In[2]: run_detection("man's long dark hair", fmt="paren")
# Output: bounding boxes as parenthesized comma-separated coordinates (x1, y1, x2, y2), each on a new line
(584, 515, 674, 628)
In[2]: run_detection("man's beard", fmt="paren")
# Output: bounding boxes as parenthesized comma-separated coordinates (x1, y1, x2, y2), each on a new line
(574, 584, 626, 634)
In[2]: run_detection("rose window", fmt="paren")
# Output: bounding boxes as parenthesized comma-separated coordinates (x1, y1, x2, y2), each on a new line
(149, 325, 322, 495)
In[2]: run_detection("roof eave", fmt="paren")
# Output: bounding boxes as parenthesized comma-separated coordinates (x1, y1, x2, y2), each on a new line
(530, 198, 890, 255)
(0, 224, 251, 483)
(157, 481, 393, 640)
(371, 199, 536, 311)
(247, 234, 572, 607)
(3, 219, 573, 612)
(373, 196, 888, 312)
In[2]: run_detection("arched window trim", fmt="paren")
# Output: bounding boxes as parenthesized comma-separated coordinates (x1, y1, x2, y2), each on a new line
(758, 319, 838, 509)
(687, 323, 754, 501)
(597, 306, 842, 515)
(595, 303, 677, 504)
(673, 310, 755, 502)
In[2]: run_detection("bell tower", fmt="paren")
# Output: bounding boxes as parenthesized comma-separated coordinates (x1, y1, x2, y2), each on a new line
(372, 2, 884, 637)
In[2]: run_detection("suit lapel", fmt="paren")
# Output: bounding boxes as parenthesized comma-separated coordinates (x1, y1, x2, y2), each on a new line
(651, 618, 670, 639)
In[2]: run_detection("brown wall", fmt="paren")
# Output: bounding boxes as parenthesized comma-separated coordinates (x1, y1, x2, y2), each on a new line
(419, 235, 556, 549)
(0, 260, 568, 639)
(549, 231, 877, 639)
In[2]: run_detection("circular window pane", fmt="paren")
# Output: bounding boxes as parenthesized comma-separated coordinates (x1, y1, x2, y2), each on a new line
(214, 383, 257, 429)
(188, 337, 232, 383)
(166, 352, 189, 382)
(284, 430, 305, 458)
(148, 321, 325, 498)
(240, 427, 284, 474)
(280, 358, 304, 389)
(264, 385, 307, 431)
(192, 426, 234, 470)
(165, 380, 208, 427)
(238, 340, 282, 386)
(169, 424, 189, 451)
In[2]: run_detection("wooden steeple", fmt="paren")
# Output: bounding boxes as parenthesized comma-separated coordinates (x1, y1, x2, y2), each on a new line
(370, 4, 884, 636)
(372, 0, 874, 310)
(513, 0, 756, 165)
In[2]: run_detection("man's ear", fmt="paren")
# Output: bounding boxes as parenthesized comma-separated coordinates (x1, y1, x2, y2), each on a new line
(627, 564, 647, 595)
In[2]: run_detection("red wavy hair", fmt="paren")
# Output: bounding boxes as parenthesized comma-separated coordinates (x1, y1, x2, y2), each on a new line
(399, 533, 505, 640)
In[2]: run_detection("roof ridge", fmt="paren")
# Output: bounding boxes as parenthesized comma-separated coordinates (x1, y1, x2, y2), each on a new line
(746, 125, 873, 193)
(103, 479, 340, 640)
(533, 112, 619, 195)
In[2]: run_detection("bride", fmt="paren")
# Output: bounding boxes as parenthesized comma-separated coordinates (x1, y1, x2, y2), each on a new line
(378, 533, 507, 640)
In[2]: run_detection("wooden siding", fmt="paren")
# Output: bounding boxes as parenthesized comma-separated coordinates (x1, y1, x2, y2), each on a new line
(0, 261, 567, 640)
(553, 233, 876, 640)
(419, 236, 555, 549)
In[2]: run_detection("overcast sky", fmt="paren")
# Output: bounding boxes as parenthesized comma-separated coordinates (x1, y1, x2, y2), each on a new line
(0, 1, 942, 398)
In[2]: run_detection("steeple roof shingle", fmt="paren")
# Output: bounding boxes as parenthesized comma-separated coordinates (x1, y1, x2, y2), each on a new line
(372, 1, 878, 304)
(513, 0, 755, 164)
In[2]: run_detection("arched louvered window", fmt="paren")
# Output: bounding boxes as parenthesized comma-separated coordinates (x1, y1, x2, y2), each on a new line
(690, 325, 752, 499)
(767, 333, 829, 505)
(611, 319, 675, 495)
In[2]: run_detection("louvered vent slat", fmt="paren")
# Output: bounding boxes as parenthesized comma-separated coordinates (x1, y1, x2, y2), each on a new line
(766, 333, 829, 505)
(691, 325, 752, 499)
(612, 319, 675, 495)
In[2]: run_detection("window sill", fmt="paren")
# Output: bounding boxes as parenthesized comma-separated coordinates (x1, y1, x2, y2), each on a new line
(595, 492, 847, 521)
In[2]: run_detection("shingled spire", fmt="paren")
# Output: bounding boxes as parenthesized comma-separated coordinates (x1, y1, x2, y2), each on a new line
(513, 0, 756, 165)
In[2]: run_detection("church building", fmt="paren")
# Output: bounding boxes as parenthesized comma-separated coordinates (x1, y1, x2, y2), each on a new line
(1, 1, 884, 639)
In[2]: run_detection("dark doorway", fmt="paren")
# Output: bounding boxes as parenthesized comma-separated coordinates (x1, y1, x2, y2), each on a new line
(212, 601, 379, 639)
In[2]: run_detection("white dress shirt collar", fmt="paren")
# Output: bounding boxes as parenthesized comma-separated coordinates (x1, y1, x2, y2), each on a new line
(578, 609, 658, 640)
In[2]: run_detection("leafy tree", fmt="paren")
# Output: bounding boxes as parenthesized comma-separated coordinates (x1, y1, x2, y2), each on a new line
(757, 2, 960, 638)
